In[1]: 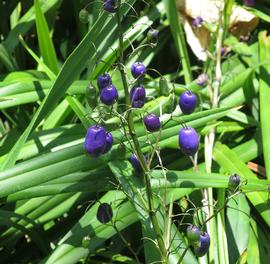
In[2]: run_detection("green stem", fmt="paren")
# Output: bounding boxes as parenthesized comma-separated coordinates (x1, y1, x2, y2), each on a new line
(115, 2, 167, 262)
(177, 245, 190, 264)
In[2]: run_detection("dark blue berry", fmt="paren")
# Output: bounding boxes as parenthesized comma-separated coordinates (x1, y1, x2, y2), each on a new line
(228, 173, 241, 191)
(144, 114, 161, 132)
(130, 85, 146, 108)
(193, 16, 203, 29)
(102, 132, 113, 154)
(196, 73, 208, 86)
(131, 62, 146, 80)
(147, 29, 158, 45)
(243, 0, 255, 6)
(103, 0, 117, 13)
(84, 125, 107, 157)
(100, 85, 118, 105)
(130, 153, 145, 173)
(194, 232, 210, 257)
(187, 225, 201, 246)
(179, 91, 197, 114)
(178, 127, 199, 156)
(97, 73, 112, 90)
(97, 203, 113, 224)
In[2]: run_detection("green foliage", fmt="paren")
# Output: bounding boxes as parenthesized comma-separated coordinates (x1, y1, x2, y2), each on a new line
(0, 0, 270, 263)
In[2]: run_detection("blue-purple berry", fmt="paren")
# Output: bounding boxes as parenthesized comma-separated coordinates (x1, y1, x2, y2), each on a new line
(97, 73, 112, 90)
(144, 114, 161, 132)
(187, 225, 201, 246)
(193, 16, 203, 29)
(103, 0, 117, 13)
(131, 62, 146, 80)
(196, 73, 208, 86)
(100, 85, 118, 105)
(130, 153, 145, 173)
(130, 85, 146, 108)
(178, 127, 199, 156)
(194, 232, 210, 257)
(97, 203, 113, 224)
(228, 173, 241, 191)
(243, 0, 255, 6)
(147, 29, 158, 45)
(179, 91, 197, 115)
(102, 132, 113, 154)
(84, 125, 107, 157)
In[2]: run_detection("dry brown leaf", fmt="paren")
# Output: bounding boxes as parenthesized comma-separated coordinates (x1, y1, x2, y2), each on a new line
(176, 0, 259, 60)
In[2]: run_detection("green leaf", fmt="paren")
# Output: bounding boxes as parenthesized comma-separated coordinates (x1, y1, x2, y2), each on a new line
(162, 0, 192, 83)
(259, 31, 270, 179)
(34, 0, 59, 74)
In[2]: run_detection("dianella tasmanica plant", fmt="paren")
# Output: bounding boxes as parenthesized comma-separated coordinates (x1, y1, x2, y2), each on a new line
(1, 0, 270, 263)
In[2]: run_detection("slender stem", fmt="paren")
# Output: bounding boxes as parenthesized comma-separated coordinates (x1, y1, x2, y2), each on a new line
(177, 245, 190, 264)
(115, 2, 167, 262)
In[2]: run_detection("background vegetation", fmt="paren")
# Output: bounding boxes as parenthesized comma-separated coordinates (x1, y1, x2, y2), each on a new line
(0, 0, 270, 263)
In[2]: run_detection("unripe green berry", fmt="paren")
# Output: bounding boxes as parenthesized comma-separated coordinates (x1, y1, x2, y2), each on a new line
(187, 225, 201, 246)
(159, 76, 170, 96)
(79, 9, 89, 24)
(86, 83, 98, 109)
(82, 235, 90, 248)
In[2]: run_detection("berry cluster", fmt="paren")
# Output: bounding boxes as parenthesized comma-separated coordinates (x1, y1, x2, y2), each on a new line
(97, 73, 119, 105)
(84, 125, 113, 157)
(187, 225, 210, 257)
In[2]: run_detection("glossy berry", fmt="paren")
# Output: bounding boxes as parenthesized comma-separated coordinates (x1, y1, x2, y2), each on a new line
(102, 132, 113, 154)
(97, 203, 113, 224)
(228, 173, 241, 191)
(97, 73, 112, 90)
(243, 0, 255, 6)
(82, 236, 91, 248)
(179, 91, 197, 114)
(144, 114, 161, 132)
(187, 225, 201, 246)
(130, 85, 146, 108)
(193, 16, 203, 29)
(147, 29, 158, 45)
(178, 127, 199, 156)
(84, 125, 107, 157)
(79, 9, 89, 24)
(100, 85, 118, 105)
(103, 0, 117, 13)
(130, 153, 144, 173)
(86, 83, 98, 109)
(196, 73, 208, 86)
(131, 62, 146, 80)
(194, 232, 210, 257)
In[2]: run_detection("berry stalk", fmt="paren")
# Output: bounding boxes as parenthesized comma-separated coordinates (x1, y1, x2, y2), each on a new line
(115, 1, 167, 262)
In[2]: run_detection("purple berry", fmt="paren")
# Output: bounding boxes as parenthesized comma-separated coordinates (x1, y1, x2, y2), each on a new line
(178, 127, 199, 156)
(193, 16, 203, 29)
(147, 29, 158, 44)
(103, 0, 117, 13)
(194, 232, 210, 257)
(243, 0, 255, 6)
(130, 153, 145, 173)
(144, 114, 161, 132)
(179, 91, 197, 115)
(97, 203, 113, 224)
(187, 225, 201, 246)
(97, 73, 112, 90)
(102, 132, 113, 154)
(228, 173, 241, 191)
(84, 125, 107, 157)
(131, 62, 146, 80)
(100, 85, 118, 105)
(196, 73, 208, 86)
(130, 85, 146, 108)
